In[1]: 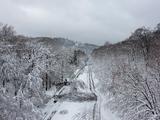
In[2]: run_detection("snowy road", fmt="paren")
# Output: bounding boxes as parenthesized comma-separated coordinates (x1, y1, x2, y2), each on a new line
(42, 63, 119, 120)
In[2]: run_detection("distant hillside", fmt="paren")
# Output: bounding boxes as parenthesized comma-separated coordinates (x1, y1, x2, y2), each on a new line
(77, 42, 98, 54)
(92, 27, 160, 60)
(31, 37, 98, 54)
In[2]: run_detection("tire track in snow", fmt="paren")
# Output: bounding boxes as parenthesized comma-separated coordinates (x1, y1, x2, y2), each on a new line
(88, 64, 101, 120)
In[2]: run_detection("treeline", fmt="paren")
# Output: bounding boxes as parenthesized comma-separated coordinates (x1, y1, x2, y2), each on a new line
(0, 23, 87, 120)
(92, 23, 160, 120)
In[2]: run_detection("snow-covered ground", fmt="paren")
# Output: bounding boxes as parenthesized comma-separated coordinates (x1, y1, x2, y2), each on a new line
(51, 101, 95, 120)
(42, 97, 95, 120)
(42, 64, 120, 120)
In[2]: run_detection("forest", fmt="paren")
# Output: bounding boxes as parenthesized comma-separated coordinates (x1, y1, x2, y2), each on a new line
(1, 23, 160, 120)
(92, 23, 160, 120)
(0, 23, 88, 120)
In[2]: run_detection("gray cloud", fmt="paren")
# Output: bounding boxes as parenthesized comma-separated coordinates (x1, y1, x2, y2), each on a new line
(0, 0, 160, 45)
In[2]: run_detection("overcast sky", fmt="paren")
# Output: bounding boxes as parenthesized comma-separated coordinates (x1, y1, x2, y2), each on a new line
(0, 0, 160, 45)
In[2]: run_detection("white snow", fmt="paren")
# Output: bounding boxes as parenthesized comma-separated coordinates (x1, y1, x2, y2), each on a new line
(51, 101, 95, 120)
(99, 94, 120, 120)
(42, 65, 120, 120)
(91, 66, 120, 120)
(45, 86, 57, 97)
(42, 99, 61, 120)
